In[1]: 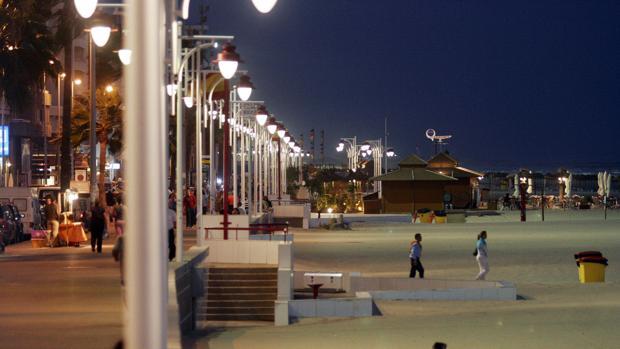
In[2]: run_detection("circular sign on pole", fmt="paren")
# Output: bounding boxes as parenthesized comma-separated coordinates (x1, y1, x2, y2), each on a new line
(425, 129, 436, 141)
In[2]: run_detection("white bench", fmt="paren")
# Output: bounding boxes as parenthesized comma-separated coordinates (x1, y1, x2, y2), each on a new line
(303, 272, 344, 291)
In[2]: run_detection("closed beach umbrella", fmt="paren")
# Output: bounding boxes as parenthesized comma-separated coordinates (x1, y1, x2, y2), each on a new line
(513, 174, 520, 197)
(597, 172, 604, 196)
(604, 172, 611, 196)
(527, 178, 533, 194)
(565, 173, 572, 198)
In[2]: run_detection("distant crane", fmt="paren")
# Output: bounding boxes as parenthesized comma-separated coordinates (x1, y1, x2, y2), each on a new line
(425, 129, 452, 154)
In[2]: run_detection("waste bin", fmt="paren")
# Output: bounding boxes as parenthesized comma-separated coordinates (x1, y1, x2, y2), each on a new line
(416, 209, 434, 223)
(576, 255, 608, 283)
(434, 210, 447, 224)
(574, 251, 603, 266)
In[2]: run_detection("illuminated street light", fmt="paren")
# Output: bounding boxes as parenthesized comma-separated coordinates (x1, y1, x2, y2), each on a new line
(118, 48, 132, 65)
(276, 124, 286, 139)
(74, 0, 98, 19)
(252, 0, 278, 13)
(360, 141, 371, 151)
(90, 25, 111, 47)
(105, 84, 114, 93)
(386, 148, 395, 157)
(183, 96, 194, 108)
(256, 105, 268, 126)
(236, 74, 254, 101)
(74, 78, 82, 85)
(166, 84, 177, 96)
(283, 132, 291, 144)
(215, 43, 240, 79)
(266, 117, 278, 135)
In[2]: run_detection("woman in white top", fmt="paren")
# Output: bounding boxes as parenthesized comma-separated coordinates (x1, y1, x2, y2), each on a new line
(475, 230, 489, 280)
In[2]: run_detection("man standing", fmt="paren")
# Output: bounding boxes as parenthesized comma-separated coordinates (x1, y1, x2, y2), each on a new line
(44, 196, 60, 247)
(90, 200, 106, 253)
(183, 189, 197, 228)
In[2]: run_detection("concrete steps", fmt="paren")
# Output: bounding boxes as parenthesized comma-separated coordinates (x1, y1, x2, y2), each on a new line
(198, 266, 277, 322)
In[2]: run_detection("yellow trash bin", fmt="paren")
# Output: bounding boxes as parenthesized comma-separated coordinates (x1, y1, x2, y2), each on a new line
(578, 257, 608, 283)
(418, 212, 434, 223)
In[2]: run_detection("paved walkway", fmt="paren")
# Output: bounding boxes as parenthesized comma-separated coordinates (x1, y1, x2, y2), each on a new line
(0, 226, 199, 349)
(0, 239, 123, 349)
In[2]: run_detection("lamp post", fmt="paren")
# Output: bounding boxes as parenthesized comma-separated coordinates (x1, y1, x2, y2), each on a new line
(518, 174, 528, 222)
(172, 37, 235, 254)
(88, 23, 111, 203)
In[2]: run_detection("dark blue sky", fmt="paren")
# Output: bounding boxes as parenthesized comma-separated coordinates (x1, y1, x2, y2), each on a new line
(195, 0, 620, 170)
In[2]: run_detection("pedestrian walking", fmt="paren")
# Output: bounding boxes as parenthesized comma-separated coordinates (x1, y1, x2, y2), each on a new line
(44, 196, 60, 247)
(474, 230, 489, 280)
(90, 200, 106, 253)
(409, 233, 424, 278)
(113, 198, 125, 237)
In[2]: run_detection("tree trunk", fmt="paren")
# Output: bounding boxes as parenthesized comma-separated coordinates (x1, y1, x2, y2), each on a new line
(98, 138, 107, 206)
(60, 7, 74, 191)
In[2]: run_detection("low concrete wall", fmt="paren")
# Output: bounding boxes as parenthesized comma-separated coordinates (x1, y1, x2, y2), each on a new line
(350, 277, 516, 301)
(273, 204, 310, 229)
(202, 240, 293, 267)
(202, 214, 251, 239)
(168, 246, 209, 349)
(275, 292, 373, 326)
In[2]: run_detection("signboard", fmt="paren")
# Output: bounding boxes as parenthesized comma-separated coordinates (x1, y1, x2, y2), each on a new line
(0, 126, 8, 156)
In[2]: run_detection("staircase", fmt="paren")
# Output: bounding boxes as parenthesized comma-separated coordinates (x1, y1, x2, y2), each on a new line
(198, 266, 278, 322)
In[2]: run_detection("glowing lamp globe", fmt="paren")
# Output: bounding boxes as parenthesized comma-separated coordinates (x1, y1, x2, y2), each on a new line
(283, 134, 291, 144)
(251, 0, 278, 13)
(277, 128, 286, 139)
(118, 49, 132, 65)
(183, 96, 194, 108)
(256, 106, 269, 126)
(74, 0, 98, 19)
(91, 26, 111, 47)
(237, 75, 254, 101)
(266, 118, 278, 135)
(166, 84, 178, 96)
(215, 43, 240, 80)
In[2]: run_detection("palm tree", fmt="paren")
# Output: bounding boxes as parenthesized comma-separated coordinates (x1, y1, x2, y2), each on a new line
(69, 88, 122, 205)
(54, 1, 82, 191)
(0, 0, 59, 114)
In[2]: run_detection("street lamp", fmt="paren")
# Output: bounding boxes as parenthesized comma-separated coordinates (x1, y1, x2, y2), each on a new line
(74, 0, 98, 19)
(386, 147, 395, 157)
(252, 0, 278, 13)
(118, 48, 132, 65)
(183, 96, 194, 108)
(90, 25, 111, 47)
(283, 132, 291, 144)
(360, 141, 371, 151)
(276, 125, 286, 139)
(215, 43, 240, 79)
(255, 105, 269, 126)
(266, 117, 278, 135)
(105, 84, 114, 93)
(237, 74, 254, 101)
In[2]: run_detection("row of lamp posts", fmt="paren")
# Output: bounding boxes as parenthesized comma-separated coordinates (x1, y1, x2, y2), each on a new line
(336, 137, 395, 197)
(75, 0, 282, 347)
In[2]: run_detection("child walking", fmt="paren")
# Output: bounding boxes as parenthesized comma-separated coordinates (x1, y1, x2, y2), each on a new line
(409, 233, 424, 278)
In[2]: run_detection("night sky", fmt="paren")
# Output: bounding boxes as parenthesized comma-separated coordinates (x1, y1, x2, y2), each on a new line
(195, 1, 620, 171)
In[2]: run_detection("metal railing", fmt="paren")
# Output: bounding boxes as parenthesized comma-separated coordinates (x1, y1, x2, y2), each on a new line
(204, 222, 289, 241)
